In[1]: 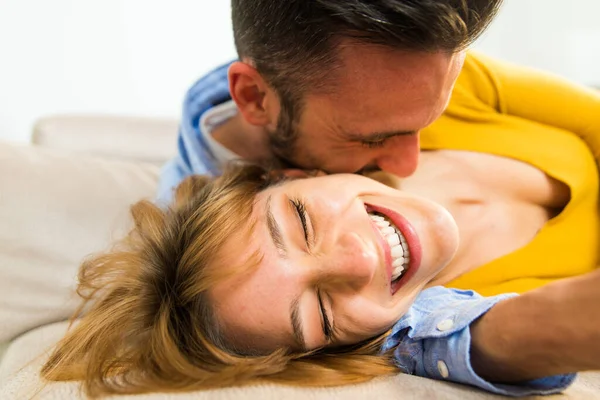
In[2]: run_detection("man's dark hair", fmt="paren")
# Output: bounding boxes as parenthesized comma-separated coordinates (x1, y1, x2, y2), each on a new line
(231, 0, 503, 159)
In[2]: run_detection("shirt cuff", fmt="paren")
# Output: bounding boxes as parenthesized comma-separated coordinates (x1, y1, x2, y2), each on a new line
(421, 322, 576, 396)
(384, 287, 576, 396)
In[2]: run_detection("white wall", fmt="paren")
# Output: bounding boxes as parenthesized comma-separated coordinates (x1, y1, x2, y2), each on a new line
(1, 0, 599, 142)
(0, 0, 236, 142)
(474, 0, 600, 87)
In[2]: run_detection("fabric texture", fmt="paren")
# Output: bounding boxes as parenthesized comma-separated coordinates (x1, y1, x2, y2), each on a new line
(199, 100, 241, 163)
(383, 287, 575, 396)
(33, 115, 179, 165)
(0, 142, 160, 343)
(421, 53, 600, 295)
(3, 321, 600, 400)
(157, 62, 232, 203)
(157, 62, 232, 204)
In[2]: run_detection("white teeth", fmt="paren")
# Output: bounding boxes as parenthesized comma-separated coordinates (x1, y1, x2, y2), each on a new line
(368, 211, 411, 283)
(386, 233, 400, 247)
(391, 266, 405, 281)
(392, 257, 405, 267)
(380, 226, 395, 235)
(391, 245, 404, 258)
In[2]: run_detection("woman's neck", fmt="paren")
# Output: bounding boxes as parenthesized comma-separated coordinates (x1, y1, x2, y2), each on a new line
(369, 150, 569, 286)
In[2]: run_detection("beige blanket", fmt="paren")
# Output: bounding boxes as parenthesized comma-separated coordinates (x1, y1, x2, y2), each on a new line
(2, 322, 600, 400)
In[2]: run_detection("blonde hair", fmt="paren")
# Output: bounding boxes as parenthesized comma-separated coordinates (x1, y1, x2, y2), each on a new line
(41, 165, 398, 398)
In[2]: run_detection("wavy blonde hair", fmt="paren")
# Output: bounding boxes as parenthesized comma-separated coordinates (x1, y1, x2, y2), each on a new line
(41, 165, 398, 398)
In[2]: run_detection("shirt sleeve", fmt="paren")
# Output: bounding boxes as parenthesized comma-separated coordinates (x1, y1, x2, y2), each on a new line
(381, 287, 576, 396)
(157, 61, 234, 204)
(458, 52, 600, 163)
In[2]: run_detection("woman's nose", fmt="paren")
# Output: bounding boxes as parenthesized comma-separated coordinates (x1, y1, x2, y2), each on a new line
(317, 230, 378, 290)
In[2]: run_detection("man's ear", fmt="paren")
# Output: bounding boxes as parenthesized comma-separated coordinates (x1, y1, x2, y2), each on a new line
(228, 61, 277, 127)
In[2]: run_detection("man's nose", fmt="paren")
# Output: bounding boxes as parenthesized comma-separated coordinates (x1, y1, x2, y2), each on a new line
(316, 231, 377, 290)
(375, 136, 420, 177)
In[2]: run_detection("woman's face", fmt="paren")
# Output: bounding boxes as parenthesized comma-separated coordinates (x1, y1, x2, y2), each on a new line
(211, 174, 459, 353)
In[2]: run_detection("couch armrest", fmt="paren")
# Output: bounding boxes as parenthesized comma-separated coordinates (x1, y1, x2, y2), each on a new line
(32, 115, 179, 165)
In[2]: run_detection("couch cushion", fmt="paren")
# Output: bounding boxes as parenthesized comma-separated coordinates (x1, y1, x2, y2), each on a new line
(32, 115, 179, 165)
(2, 322, 600, 399)
(0, 321, 523, 400)
(0, 141, 159, 343)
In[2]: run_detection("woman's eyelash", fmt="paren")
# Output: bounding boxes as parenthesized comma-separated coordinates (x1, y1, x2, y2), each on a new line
(291, 199, 330, 341)
(291, 198, 310, 244)
(317, 290, 333, 341)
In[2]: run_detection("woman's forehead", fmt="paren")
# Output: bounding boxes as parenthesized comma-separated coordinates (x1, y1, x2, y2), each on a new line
(209, 188, 279, 288)
(209, 209, 300, 352)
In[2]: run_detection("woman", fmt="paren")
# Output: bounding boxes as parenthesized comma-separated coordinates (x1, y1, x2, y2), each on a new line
(41, 56, 600, 396)
(41, 149, 596, 395)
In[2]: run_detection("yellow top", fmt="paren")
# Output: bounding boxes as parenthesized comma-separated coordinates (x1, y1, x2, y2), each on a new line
(422, 52, 600, 296)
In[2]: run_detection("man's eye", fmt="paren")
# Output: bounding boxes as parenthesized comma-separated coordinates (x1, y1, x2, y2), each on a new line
(291, 198, 309, 244)
(361, 139, 387, 149)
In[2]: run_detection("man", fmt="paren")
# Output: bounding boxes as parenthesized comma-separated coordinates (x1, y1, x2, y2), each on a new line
(159, 0, 600, 395)
(158, 0, 501, 200)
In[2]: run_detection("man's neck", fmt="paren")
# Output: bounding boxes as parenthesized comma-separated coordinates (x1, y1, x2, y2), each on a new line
(211, 113, 274, 165)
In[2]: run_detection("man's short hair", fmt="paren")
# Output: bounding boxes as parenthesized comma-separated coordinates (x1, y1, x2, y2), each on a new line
(232, 0, 503, 97)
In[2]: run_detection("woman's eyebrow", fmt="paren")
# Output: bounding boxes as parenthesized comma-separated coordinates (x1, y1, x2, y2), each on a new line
(266, 195, 288, 258)
(290, 294, 307, 351)
(265, 195, 307, 349)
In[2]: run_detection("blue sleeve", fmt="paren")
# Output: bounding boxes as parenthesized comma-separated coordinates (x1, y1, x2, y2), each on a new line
(157, 61, 235, 204)
(381, 286, 576, 396)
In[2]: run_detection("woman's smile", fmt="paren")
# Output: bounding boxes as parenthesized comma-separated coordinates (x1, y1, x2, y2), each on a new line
(365, 202, 423, 295)
(211, 174, 459, 352)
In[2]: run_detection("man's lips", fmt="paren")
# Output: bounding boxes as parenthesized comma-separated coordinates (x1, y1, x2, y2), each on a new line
(365, 203, 422, 294)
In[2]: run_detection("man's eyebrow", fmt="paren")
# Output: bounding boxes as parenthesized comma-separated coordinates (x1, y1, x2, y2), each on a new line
(346, 130, 418, 142)
(290, 294, 307, 351)
(266, 195, 287, 258)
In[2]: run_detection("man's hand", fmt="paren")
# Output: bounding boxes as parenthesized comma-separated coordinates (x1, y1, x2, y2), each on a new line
(470, 269, 600, 382)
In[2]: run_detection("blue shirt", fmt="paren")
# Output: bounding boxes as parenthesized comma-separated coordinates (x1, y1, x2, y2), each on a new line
(157, 62, 233, 204)
(158, 64, 576, 396)
(383, 286, 575, 396)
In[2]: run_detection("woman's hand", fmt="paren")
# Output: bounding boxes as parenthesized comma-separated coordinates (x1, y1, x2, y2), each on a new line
(470, 269, 600, 382)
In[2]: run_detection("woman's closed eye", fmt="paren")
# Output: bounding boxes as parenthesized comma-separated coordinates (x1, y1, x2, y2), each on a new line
(290, 197, 313, 248)
(318, 289, 334, 343)
(289, 197, 333, 343)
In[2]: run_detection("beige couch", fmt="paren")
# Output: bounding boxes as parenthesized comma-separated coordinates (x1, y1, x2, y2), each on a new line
(0, 115, 599, 399)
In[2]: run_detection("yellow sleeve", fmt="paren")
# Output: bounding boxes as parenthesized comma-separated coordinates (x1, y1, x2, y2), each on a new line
(454, 52, 600, 160)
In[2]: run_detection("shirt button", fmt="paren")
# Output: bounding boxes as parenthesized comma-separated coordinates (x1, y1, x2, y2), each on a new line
(437, 360, 450, 379)
(436, 319, 454, 331)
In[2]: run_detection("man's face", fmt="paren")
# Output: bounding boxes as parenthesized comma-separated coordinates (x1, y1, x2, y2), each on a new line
(268, 44, 465, 177)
